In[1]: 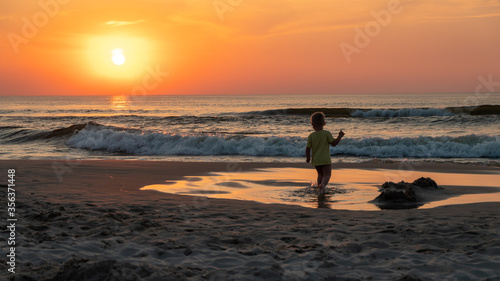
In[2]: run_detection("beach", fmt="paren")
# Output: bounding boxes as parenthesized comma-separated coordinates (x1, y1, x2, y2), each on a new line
(2, 160, 500, 280)
(2, 0, 500, 279)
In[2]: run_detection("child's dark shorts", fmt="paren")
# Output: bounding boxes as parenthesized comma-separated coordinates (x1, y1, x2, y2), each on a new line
(314, 164, 331, 173)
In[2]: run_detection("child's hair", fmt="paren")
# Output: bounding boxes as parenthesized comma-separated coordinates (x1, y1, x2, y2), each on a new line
(311, 112, 326, 128)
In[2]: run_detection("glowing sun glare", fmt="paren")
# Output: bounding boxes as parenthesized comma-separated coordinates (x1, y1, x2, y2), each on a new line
(111, 49, 126, 65)
(87, 35, 151, 79)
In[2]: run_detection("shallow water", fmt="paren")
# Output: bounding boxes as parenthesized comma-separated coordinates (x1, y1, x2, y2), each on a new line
(141, 167, 500, 211)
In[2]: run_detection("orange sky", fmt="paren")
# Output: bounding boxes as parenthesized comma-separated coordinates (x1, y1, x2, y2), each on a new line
(0, 0, 499, 96)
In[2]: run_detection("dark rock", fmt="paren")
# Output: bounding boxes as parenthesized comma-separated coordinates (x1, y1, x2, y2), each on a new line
(376, 186, 417, 203)
(372, 177, 440, 209)
(412, 177, 439, 189)
(380, 180, 412, 190)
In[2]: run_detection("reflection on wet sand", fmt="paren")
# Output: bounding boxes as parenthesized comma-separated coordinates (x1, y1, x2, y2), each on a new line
(142, 168, 500, 211)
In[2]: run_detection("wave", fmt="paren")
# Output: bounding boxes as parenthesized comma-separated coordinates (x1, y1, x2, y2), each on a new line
(67, 127, 303, 156)
(335, 135, 500, 158)
(5, 105, 500, 120)
(350, 108, 453, 118)
(0, 122, 112, 143)
(245, 105, 500, 118)
(66, 126, 500, 159)
(0, 108, 169, 115)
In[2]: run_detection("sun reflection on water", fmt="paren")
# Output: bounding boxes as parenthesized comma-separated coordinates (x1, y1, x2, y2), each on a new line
(110, 95, 129, 110)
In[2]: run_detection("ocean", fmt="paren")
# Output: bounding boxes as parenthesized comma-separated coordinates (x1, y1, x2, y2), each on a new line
(1, 93, 499, 165)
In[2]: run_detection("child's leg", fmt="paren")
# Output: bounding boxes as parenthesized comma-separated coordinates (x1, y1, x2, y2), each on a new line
(319, 164, 332, 189)
(315, 165, 324, 188)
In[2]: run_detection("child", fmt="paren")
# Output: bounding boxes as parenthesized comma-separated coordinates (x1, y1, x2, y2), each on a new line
(305, 112, 344, 195)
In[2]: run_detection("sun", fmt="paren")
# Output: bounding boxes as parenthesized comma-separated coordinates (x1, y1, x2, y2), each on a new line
(111, 49, 126, 65)
(87, 35, 151, 80)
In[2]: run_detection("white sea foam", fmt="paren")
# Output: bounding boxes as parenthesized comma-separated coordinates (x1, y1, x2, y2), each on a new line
(66, 126, 303, 156)
(334, 135, 500, 158)
(67, 126, 500, 158)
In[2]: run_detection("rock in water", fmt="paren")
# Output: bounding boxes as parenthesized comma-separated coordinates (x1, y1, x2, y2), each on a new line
(412, 177, 439, 189)
(377, 181, 416, 203)
(380, 186, 416, 202)
(372, 177, 440, 209)
(380, 180, 411, 191)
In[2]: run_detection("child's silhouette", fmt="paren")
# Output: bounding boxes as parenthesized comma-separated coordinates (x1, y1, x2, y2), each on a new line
(305, 112, 344, 195)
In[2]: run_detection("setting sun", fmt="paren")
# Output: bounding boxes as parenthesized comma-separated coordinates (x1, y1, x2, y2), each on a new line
(86, 35, 152, 80)
(111, 49, 126, 66)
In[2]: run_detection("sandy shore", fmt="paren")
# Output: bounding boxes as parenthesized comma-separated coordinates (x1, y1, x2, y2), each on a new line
(1, 160, 500, 280)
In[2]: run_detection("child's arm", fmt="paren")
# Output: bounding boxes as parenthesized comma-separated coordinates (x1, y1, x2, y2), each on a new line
(305, 147, 311, 163)
(330, 130, 345, 147)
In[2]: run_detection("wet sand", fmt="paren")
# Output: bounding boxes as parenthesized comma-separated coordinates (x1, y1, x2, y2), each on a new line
(142, 166, 500, 210)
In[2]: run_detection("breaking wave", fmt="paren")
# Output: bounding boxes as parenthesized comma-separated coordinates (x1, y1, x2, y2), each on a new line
(246, 105, 500, 118)
(66, 125, 500, 159)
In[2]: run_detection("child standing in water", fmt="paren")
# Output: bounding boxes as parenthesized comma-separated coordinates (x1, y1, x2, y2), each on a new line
(305, 112, 345, 195)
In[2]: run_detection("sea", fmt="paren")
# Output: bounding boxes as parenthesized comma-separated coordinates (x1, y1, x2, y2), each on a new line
(1, 93, 500, 165)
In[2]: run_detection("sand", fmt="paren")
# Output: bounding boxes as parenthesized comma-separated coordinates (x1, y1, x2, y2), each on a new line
(1, 160, 500, 280)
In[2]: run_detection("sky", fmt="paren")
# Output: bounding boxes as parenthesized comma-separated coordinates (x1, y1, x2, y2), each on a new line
(0, 0, 499, 96)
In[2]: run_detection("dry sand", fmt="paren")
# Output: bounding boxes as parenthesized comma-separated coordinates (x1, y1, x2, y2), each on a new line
(1, 160, 500, 280)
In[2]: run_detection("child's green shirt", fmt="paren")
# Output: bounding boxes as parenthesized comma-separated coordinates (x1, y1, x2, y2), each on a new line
(306, 130, 334, 167)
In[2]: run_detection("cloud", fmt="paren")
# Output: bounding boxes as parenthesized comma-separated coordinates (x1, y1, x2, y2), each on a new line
(401, 0, 500, 23)
(0, 15, 13, 20)
(104, 20, 146, 27)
